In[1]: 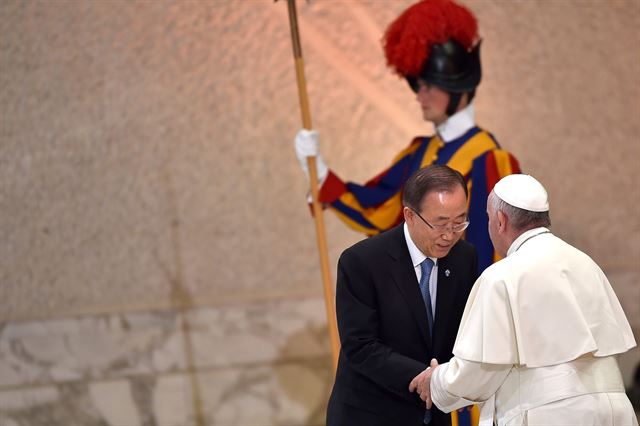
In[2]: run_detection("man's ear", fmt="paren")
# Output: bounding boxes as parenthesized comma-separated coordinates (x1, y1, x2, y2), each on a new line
(403, 206, 413, 224)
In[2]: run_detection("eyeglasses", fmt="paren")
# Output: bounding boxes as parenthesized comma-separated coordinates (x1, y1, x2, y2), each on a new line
(410, 208, 470, 234)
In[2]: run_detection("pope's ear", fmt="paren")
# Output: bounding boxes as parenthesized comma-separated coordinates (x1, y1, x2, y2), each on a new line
(497, 210, 507, 231)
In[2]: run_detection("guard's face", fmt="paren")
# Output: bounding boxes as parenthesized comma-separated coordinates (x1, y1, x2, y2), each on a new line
(405, 186, 468, 259)
(415, 81, 450, 125)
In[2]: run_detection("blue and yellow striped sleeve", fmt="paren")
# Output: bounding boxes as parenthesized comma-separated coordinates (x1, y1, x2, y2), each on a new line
(318, 137, 433, 235)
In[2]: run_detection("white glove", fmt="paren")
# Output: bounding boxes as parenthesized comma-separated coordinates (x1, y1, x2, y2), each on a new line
(294, 129, 328, 183)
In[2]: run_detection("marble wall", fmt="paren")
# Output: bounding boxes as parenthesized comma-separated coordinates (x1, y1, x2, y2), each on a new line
(0, 299, 332, 425)
(1, 0, 639, 424)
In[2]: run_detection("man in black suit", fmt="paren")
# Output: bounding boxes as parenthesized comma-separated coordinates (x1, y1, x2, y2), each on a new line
(326, 165, 478, 426)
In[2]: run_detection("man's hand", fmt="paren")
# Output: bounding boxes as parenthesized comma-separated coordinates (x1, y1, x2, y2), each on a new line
(409, 358, 439, 408)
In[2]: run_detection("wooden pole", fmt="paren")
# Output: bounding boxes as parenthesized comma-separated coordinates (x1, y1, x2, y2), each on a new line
(284, 0, 340, 370)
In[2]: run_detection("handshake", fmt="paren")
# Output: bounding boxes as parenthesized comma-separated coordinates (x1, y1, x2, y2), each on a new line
(409, 358, 439, 408)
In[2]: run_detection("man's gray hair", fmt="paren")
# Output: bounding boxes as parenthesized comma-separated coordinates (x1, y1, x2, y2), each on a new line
(488, 191, 551, 230)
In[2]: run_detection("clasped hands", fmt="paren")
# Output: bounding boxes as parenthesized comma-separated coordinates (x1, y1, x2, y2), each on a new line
(409, 358, 439, 408)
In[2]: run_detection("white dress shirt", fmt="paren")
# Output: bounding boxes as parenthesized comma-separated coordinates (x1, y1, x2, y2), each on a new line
(403, 223, 438, 316)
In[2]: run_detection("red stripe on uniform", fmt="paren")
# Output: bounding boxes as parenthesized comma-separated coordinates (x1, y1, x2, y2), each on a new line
(510, 155, 522, 174)
(485, 151, 500, 192)
(318, 171, 348, 203)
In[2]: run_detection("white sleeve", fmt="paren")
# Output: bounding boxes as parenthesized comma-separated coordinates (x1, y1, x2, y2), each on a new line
(430, 357, 512, 413)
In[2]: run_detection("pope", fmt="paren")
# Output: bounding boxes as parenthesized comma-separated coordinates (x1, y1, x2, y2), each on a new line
(411, 174, 638, 426)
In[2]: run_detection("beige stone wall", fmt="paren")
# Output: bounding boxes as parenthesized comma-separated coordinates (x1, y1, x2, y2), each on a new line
(2, 0, 638, 325)
(1, 0, 639, 423)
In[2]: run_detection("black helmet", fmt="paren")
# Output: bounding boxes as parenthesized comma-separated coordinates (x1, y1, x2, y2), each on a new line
(407, 39, 482, 94)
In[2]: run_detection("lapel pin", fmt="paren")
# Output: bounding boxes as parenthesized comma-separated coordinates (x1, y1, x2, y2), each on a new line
(445, 269, 450, 277)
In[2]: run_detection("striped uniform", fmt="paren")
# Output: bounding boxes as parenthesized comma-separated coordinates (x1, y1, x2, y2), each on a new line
(318, 126, 521, 273)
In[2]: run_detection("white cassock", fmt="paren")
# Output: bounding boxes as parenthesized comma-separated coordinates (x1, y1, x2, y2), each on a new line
(430, 228, 638, 426)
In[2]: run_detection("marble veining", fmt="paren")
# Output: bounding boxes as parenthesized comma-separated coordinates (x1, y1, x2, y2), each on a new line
(0, 298, 332, 425)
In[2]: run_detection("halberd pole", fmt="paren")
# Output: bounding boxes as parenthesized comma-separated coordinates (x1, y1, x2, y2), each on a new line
(283, 0, 340, 370)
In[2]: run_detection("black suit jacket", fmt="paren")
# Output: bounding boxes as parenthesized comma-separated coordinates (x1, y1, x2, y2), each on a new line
(326, 224, 478, 426)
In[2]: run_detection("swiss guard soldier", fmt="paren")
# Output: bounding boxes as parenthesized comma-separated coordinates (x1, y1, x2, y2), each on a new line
(294, 0, 521, 274)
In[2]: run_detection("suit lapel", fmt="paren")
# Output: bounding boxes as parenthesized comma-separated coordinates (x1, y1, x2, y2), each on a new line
(433, 254, 458, 352)
(386, 226, 432, 350)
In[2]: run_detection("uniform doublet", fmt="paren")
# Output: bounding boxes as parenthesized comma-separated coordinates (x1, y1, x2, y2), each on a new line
(319, 126, 520, 273)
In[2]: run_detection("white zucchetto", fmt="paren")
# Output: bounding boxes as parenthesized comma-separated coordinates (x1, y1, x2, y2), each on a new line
(494, 174, 549, 212)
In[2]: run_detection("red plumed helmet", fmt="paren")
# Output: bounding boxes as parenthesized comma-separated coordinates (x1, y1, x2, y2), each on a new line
(384, 0, 480, 92)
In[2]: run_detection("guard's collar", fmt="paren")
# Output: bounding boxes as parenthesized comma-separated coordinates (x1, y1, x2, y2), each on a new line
(436, 103, 475, 143)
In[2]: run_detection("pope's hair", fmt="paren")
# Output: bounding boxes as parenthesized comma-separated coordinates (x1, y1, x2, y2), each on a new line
(488, 191, 551, 231)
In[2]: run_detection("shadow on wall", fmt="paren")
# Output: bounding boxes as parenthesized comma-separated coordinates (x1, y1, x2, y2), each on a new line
(628, 360, 640, 414)
(275, 324, 334, 426)
(619, 341, 640, 415)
